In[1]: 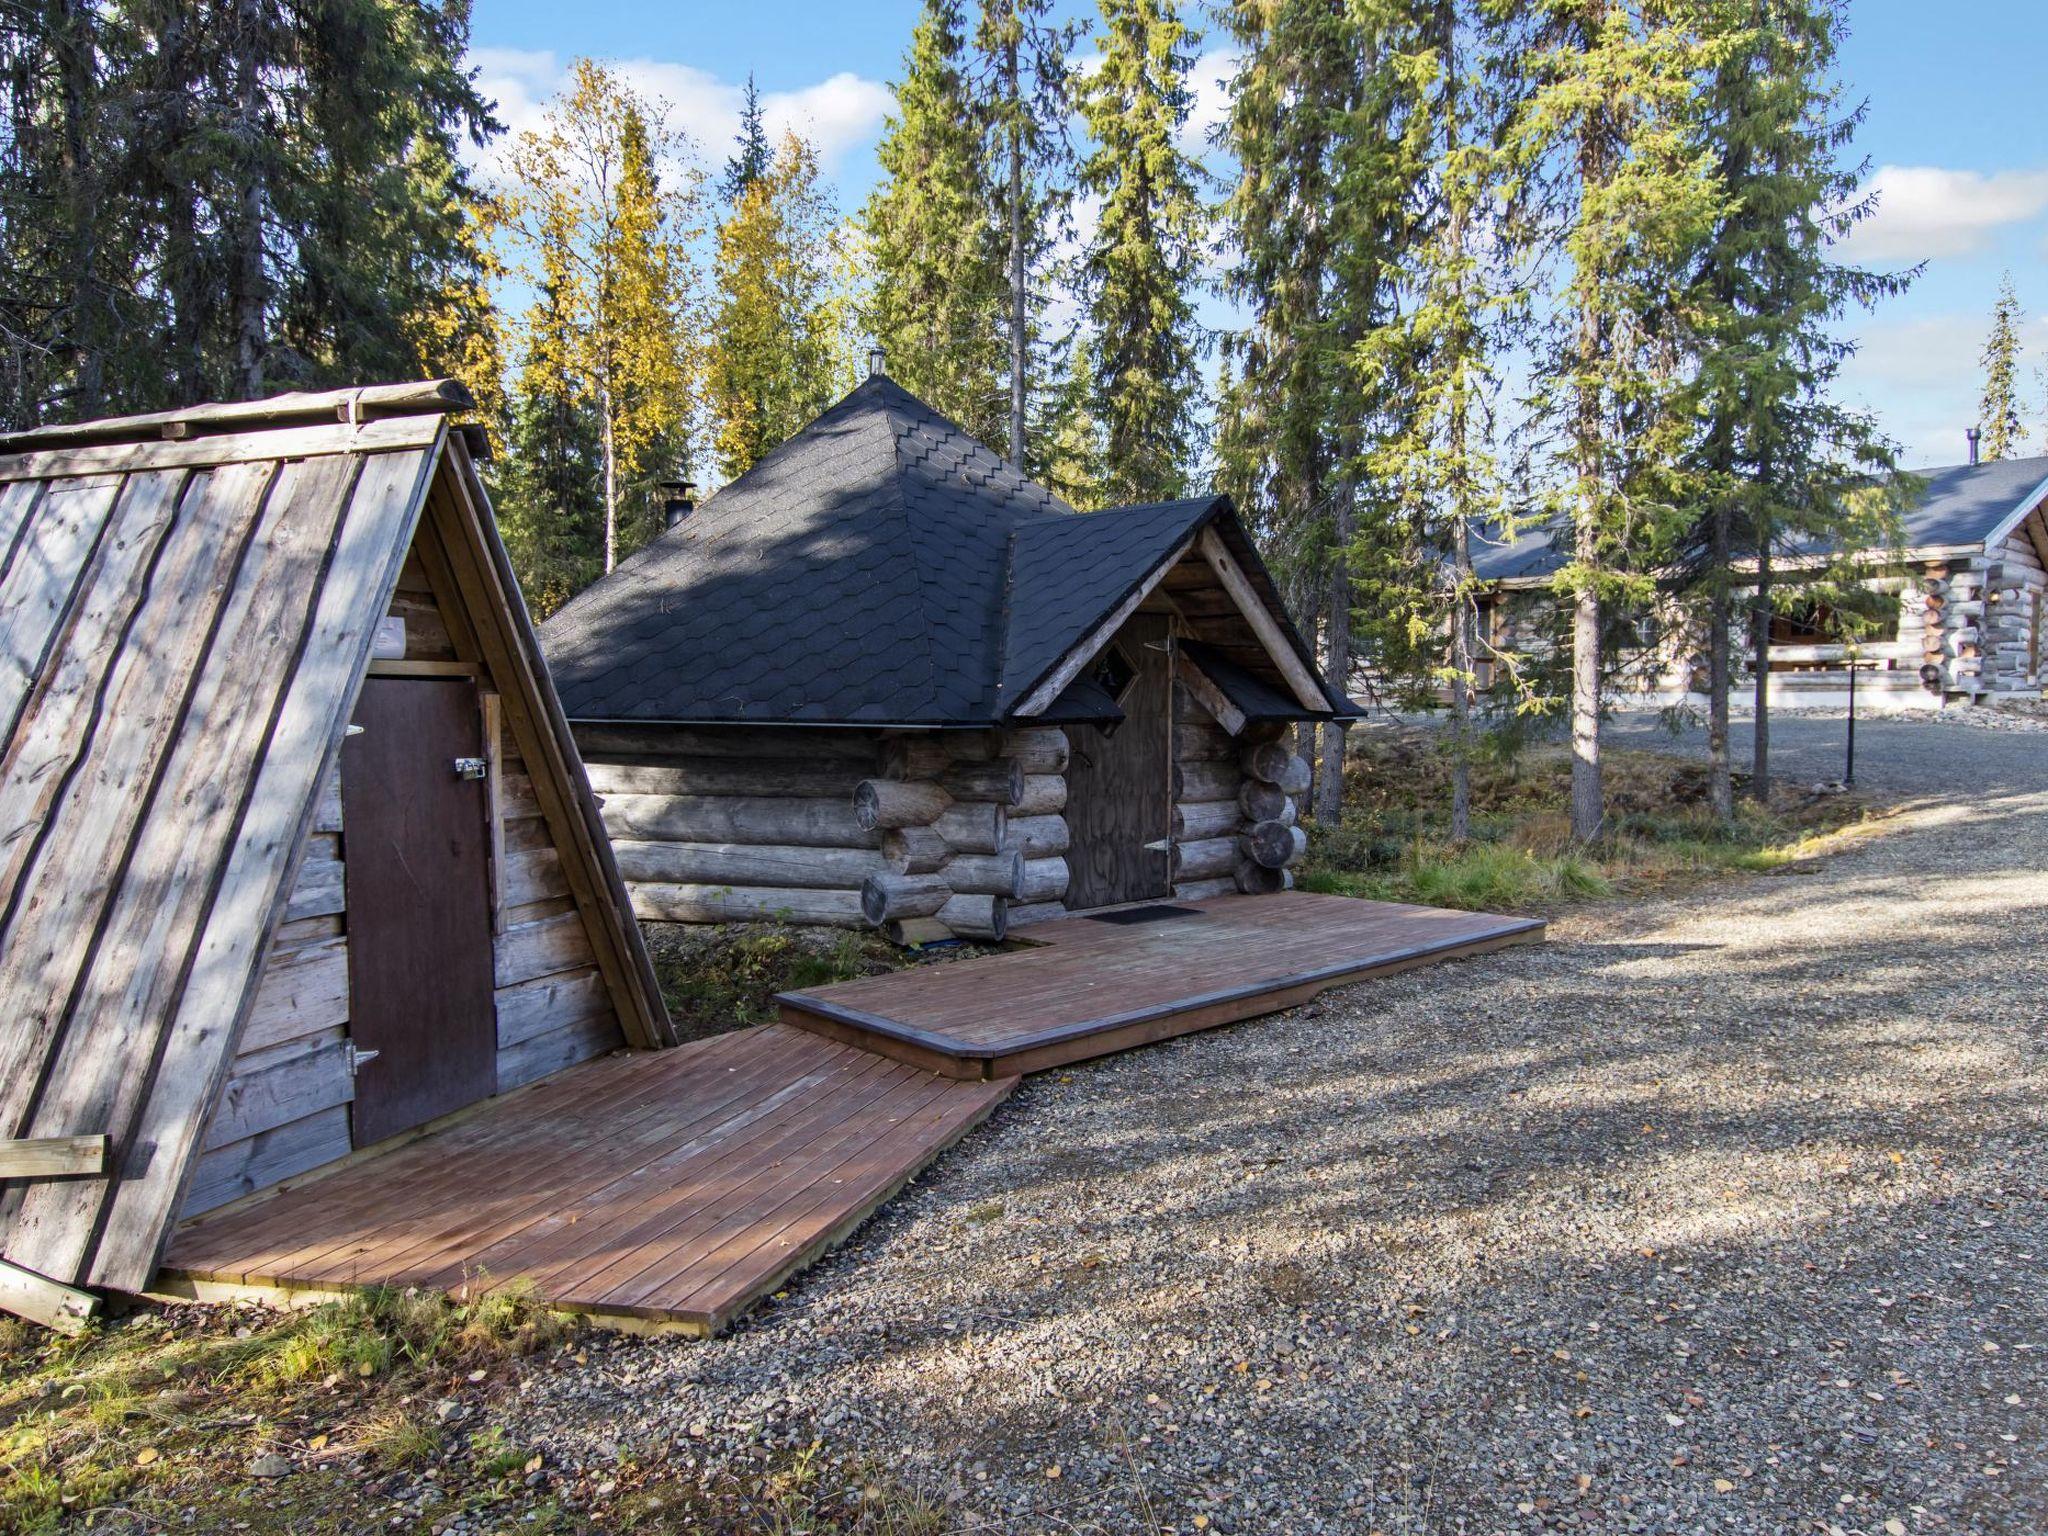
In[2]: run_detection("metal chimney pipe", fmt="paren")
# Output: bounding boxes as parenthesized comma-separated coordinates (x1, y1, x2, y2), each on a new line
(1967, 427, 1981, 465)
(659, 478, 697, 529)
(868, 344, 887, 378)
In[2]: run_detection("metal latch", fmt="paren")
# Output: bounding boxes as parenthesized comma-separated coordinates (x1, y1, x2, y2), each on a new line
(345, 1042, 381, 1075)
(453, 756, 488, 781)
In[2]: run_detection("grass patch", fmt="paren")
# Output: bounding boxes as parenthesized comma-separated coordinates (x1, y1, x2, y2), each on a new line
(644, 923, 905, 1041)
(0, 1285, 573, 1534)
(1300, 729, 1872, 913)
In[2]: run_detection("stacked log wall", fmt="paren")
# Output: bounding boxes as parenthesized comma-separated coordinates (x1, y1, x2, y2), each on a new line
(1169, 680, 1307, 898)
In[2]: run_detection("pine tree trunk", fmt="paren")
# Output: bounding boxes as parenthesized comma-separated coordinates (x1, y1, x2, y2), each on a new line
(53, 0, 102, 415)
(1750, 540, 1772, 802)
(1707, 494, 1733, 822)
(1005, 34, 1026, 467)
(1315, 486, 1353, 825)
(1450, 521, 1476, 844)
(1567, 78, 1609, 847)
(228, 0, 267, 399)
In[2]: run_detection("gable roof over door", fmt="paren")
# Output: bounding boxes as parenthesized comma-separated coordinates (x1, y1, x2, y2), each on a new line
(0, 382, 665, 1302)
(540, 375, 1349, 725)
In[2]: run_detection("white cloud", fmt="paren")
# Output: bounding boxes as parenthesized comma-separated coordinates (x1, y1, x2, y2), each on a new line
(466, 49, 890, 183)
(1838, 312, 1996, 467)
(1182, 48, 1239, 161)
(1843, 164, 2048, 263)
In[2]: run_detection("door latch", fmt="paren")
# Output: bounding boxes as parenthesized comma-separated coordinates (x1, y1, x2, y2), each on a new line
(345, 1042, 381, 1076)
(453, 756, 488, 781)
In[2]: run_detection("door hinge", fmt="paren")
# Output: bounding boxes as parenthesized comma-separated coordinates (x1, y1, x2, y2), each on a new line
(453, 756, 488, 781)
(345, 1042, 381, 1076)
(1143, 837, 1175, 853)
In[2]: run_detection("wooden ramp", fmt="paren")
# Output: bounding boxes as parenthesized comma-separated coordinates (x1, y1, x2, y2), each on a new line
(160, 1027, 1011, 1334)
(779, 891, 1544, 1079)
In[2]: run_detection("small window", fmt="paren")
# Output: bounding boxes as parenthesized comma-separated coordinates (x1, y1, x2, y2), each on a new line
(1091, 644, 1138, 704)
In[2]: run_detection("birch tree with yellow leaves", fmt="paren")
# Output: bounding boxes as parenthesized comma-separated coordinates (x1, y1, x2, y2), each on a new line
(504, 59, 704, 575)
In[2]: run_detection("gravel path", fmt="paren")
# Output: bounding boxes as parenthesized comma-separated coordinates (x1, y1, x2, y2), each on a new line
(508, 719, 2048, 1534)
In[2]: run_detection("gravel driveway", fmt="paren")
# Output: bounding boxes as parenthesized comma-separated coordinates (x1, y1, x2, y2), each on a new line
(510, 716, 2048, 1534)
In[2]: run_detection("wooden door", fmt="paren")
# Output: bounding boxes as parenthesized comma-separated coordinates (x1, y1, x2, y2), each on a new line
(1062, 614, 1173, 909)
(340, 677, 497, 1146)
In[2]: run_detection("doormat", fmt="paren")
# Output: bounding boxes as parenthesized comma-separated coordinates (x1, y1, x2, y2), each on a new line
(1084, 904, 1202, 926)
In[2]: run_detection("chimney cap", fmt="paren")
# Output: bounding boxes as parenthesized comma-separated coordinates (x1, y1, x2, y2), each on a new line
(1967, 426, 1982, 465)
(867, 344, 887, 378)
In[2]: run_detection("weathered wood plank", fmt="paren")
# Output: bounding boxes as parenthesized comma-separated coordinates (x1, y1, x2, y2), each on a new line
(284, 853, 346, 921)
(0, 473, 177, 911)
(0, 1137, 109, 1180)
(496, 1013, 625, 1094)
(503, 845, 569, 907)
(181, 1106, 352, 1219)
(0, 413, 445, 483)
(495, 910, 597, 989)
(242, 937, 351, 1054)
(0, 1256, 98, 1333)
(0, 465, 271, 1145)
(202, 1034, 354, 1153)
(494, 967, 613, 1051)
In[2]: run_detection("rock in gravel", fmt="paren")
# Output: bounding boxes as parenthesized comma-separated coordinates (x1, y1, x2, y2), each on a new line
(247, 1453, 293, 1479)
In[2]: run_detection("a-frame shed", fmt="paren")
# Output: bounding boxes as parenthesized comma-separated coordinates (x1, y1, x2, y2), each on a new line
(0, 382, 668, 1330)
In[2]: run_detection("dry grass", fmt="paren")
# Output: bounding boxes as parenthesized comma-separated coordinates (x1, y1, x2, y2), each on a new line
(0, 1286, 573, 1534)
(1300, 730, 1872, 913)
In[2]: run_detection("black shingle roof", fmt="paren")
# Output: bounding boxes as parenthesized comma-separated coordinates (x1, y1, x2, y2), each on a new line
(1472, 455, 2048, 587)
(539, 375, 1345, 725)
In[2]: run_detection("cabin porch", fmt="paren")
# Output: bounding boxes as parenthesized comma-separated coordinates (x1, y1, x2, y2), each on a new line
(778, 891, 1544, 1079)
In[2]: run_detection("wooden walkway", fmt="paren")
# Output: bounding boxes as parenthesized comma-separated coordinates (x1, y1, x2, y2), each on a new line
(779, 891, 1544, 1079)
(161, 1026, 1012, 1333)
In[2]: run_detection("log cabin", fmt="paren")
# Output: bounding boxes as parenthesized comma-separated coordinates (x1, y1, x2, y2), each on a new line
(0, 382, 669, 1331)
(539, 362, 1359, 943)
(1469, 452, 2048, 711)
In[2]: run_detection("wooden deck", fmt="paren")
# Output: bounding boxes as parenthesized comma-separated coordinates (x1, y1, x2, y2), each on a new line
(779, 891, 1544, 1079)
(161, 1026, 1012, 1333)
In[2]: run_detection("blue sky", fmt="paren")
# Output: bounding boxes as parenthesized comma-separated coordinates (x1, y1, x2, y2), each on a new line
(469, 0, 2048, 469)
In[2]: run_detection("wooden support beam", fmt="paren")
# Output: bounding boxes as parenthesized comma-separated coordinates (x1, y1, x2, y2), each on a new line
(0, 1135, 109, 1180)
(1174, 653, 1247, 735)
(0, 1257, 99, 1334)
(1196, 527, 1329, 713)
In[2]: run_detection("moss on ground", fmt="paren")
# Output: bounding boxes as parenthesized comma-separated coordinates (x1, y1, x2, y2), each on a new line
(1299, 730, 1875, 913)
(0, 1296, 939, 1534)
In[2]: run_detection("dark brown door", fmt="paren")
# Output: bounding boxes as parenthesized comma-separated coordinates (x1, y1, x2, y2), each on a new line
(339, 677, 497, 1146)
(1062, 614, 1173, 909)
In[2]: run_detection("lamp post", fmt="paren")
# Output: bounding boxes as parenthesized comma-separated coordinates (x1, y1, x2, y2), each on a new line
(1844, 641, 1866, 788)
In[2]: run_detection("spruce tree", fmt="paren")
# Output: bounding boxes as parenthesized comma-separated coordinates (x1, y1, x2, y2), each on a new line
(1037, 330, 1107, 509)
(722, 74, 774, 201)
(1078, 0, 1206, 505)
(0, 0, 502, 424)
(1505, 0, 1724, 843)
(709, 132, 840, 478)
(1681, 0, 1905, 816)
(863, 0, 1008, 448)
(1354, 0, 1520, 841)
(496, 230, 606, 616)
(1218, 0, 1411, 821)
(974, 0, 1078, 465)
(1980, 273, 2024, 461)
